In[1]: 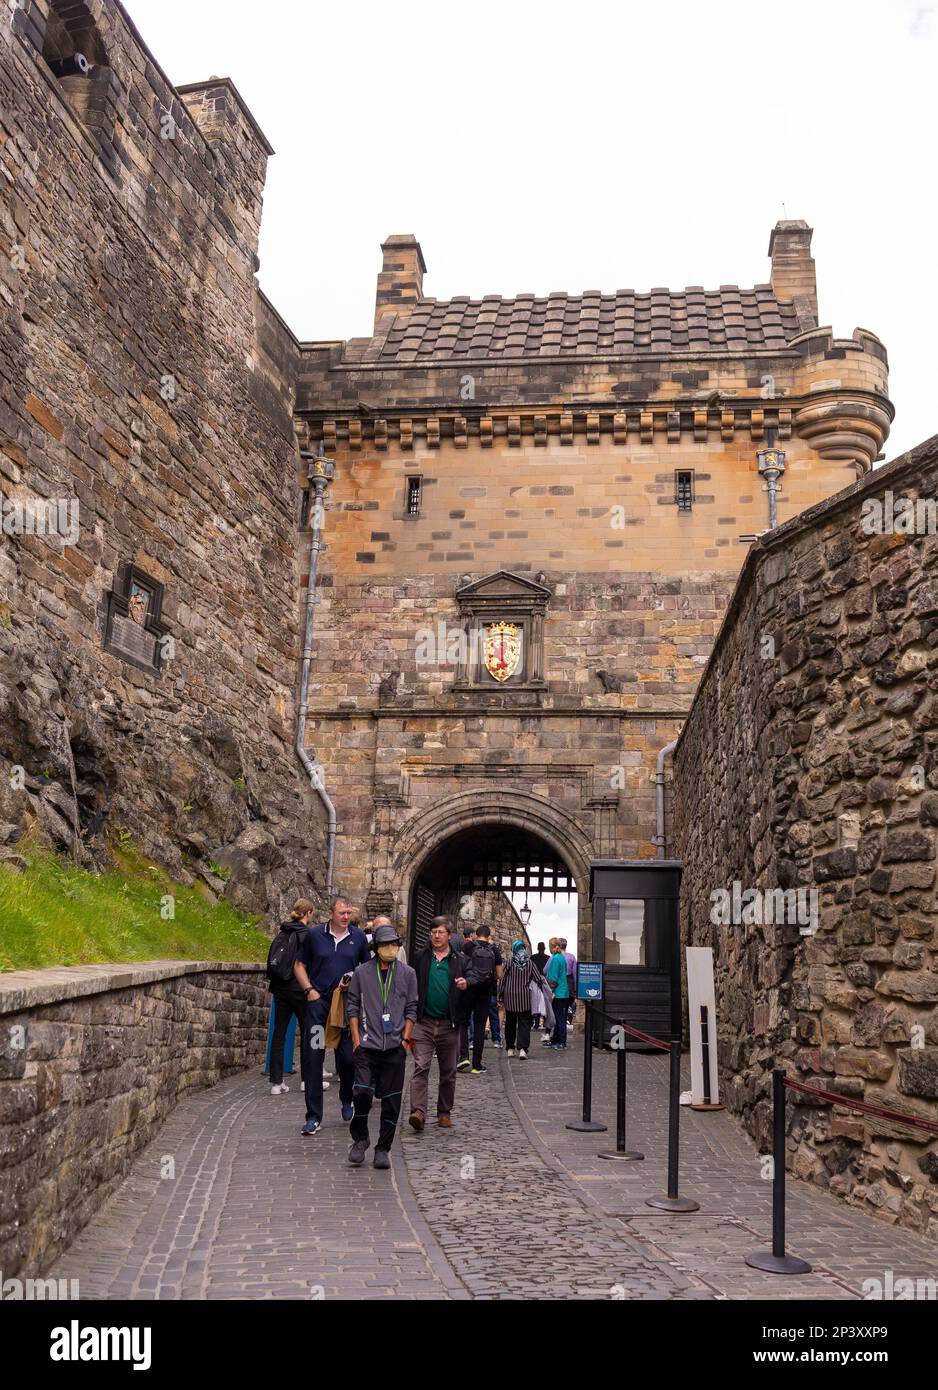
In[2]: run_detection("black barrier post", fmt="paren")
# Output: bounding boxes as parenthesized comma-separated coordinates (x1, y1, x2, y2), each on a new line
(746, 1068, 812, 1275)
(566, 1003, 608, 1133)
(598, 1026, 643, 1160)
(646, 1040, 700, 1212)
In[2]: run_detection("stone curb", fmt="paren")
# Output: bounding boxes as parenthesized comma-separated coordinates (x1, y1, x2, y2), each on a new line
(0, 959, 265, 1013)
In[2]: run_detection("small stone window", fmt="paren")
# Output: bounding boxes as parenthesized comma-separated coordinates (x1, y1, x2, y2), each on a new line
(675, 470, 694, 511)
(406, 476, 422, 517)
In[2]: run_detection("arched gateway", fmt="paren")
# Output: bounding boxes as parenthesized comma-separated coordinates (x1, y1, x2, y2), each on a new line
(377, 790, 594, 955)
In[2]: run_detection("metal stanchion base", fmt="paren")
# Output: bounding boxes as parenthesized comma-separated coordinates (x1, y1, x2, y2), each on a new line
(645, 1194, 700, 1212)
(746, 1251, 812, 1275)
(598, 1149, 644, 1161)
(566, 1120, 608, 1132)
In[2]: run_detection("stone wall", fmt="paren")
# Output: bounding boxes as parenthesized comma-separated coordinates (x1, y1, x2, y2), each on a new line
(0, 2, 323, 917)
(0, 960, 268, 1276)
(673, 435, 938, 1236)
(440, 888, 531, 960)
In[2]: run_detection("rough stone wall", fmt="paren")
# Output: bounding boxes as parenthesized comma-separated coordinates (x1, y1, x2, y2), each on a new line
(441, 888, 531, 960)
(673, 435, 938, 1237)
(0, 961, 268, 1276)
(0, 3, 323, 917)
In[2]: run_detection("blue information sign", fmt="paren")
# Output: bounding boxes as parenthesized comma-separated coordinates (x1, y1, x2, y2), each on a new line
(576, 962, 603, 1001)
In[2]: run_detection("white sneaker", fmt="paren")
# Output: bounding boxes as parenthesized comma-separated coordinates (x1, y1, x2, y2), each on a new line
(271, 1083, 289, 1094)
(506, 1048, 517, 1058)
(518, 1049, 528, 1060)
(323, 1070, 333, 1079)
(323, 1081, 331, 1089)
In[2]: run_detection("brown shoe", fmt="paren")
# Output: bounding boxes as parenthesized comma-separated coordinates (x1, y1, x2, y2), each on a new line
(408, 1111, 425, 1132)
(437, 1115, 452, 1128)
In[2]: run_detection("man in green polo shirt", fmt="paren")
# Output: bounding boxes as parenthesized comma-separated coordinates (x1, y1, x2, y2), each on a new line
(408, 922, 468, 1130)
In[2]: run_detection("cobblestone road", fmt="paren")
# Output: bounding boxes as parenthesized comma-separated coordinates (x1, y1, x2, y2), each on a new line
(47, 1034, 938, 1300)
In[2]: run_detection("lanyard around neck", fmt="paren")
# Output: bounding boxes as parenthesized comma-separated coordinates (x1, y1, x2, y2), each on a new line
(376, 959, 395, 1007)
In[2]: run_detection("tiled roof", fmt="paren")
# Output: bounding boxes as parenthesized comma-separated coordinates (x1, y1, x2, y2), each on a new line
(365, 285, 801, 362)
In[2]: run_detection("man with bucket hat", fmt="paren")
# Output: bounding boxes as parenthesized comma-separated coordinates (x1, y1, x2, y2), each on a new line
(345, 922, 418, 1169)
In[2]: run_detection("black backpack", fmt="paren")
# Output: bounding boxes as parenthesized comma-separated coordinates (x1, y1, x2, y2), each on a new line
(266, 924, 301, 987)
(466, 942, 496, 986)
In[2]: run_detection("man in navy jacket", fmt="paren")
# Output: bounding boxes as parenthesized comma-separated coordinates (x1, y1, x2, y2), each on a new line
(294, 896, 370, 1135)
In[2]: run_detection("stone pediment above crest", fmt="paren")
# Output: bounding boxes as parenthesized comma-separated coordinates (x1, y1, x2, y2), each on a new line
(455, 570, 552, 601)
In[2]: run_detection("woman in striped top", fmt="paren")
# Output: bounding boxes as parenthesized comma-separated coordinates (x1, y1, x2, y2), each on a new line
(497, 940, 548, 1059)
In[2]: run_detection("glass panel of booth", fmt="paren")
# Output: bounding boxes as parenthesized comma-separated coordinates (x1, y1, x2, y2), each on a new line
(603, 898, 645, 965)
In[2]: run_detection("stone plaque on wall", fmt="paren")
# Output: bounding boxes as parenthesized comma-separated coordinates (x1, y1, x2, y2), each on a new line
(104, 565, 169, 674)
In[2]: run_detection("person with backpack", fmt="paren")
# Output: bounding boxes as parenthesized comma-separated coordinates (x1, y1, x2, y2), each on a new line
(293, 896, 370, 1136)
(345, 922, 418, 1169)
(498, 939, 548, 1059)
(457, 924, 503, 1074)
(266, 899, 316, 1095)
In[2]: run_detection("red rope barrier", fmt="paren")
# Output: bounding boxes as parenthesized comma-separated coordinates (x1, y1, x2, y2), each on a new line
(617, 1021, 672, 1052)
(589, 1006, 672, 1051)
(784, 1075, 938, 1135)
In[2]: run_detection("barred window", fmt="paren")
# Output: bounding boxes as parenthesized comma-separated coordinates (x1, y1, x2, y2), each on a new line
(406, 477, 422, 516)
(675, 470, 694, 511)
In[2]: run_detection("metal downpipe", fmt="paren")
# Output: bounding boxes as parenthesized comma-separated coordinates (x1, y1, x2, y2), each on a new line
(295, 464, 336, 895)
(655, 740, 679, 860)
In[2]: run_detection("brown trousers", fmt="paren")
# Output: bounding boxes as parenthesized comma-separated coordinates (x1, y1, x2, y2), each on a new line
(410, 1016, 460, 1118)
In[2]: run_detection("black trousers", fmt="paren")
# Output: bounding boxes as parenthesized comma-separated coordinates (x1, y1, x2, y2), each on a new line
(459, 983, 492, 1068)
(350, 1045, 406, 1151)
(302, 994, 355, 1124)
(505, 1010, 532, 1053)
(270, 991, 306, 1086)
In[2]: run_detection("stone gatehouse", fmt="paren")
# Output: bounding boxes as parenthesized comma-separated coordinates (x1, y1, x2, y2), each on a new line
(293, 230, 892, 949)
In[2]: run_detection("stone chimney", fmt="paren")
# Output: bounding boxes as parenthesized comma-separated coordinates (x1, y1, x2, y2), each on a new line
(768, 220, 818, 331)
(374, 235, 427, 330)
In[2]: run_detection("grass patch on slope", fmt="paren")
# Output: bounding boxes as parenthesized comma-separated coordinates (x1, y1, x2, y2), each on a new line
(0, 842, 269, 972)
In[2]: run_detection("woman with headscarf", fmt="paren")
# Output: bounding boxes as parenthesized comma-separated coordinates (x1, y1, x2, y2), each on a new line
(497, 939, 548, 1059)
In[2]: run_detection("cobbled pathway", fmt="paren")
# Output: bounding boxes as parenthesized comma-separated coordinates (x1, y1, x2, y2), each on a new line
(47, 1033, 938, 1300)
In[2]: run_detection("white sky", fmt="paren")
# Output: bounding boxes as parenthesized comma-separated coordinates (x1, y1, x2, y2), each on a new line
(127, 0, 937, 461)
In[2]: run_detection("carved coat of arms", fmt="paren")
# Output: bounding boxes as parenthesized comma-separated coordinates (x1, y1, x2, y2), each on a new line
(484, 621, 521, 682)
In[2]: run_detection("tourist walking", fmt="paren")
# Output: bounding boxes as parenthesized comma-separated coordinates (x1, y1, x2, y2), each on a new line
(436, 914, 465, 954)
(373, 913, 407, 965)
(266, 899, 315, 1095)
(529, 973, 549, 1045)
(346, 923, 418, 1169)
(408, 921, 468, 1130)
(293, 896, 370, 1136)
(498, 939, 548, 1059)
(458, 924, 503, 1073)
(530, 941, 550, 1026)
(560, 937, 577, 1022)
(546, 939, 571, 1049)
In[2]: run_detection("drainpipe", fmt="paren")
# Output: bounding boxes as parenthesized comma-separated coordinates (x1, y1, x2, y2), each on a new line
(756, 429, 787, 532)
(296, 448, 336, 895)
(655, 740, 678, 860)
